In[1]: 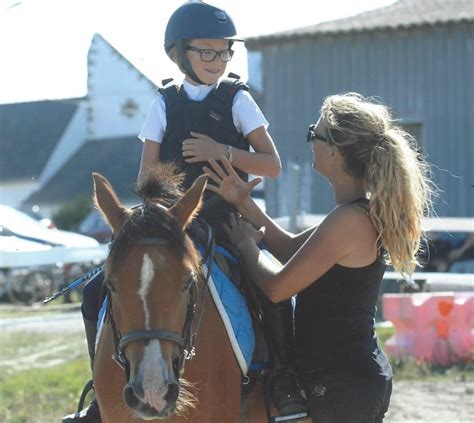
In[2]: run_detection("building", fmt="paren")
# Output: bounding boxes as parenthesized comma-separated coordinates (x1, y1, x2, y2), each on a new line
(246, 0, 474, 217)
(0, 34, 158, 216)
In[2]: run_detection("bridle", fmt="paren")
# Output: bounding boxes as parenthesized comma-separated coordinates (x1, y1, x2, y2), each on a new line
(105, 217, 215, 380)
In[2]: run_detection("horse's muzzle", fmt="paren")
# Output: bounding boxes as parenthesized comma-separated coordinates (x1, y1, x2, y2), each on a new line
(123, 380, 179, 419)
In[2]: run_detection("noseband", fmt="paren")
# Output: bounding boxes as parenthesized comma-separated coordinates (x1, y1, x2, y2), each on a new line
(106, 218, 215, 379)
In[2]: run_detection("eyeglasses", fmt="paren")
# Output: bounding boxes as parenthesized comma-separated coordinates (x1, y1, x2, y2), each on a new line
(307, 124, 330, 143)
(186, 46, 234, 62)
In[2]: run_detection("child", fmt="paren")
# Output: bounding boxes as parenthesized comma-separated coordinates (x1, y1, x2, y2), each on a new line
(137, 1, 281, 236)
(62, 3, 303, 422)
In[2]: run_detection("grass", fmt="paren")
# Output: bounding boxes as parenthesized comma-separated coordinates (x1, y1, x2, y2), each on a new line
(0, 357, 91, 423)
(0, 310, 472, 422)
(1, 307, 91, 422)
(376, 322, 396, 347)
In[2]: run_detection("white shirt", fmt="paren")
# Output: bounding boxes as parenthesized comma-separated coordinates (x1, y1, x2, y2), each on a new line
(138, 79, 269, 143)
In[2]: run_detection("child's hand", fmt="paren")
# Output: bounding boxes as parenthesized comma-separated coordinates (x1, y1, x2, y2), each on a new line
(224, 213, 265, 250)
(203, 157, 262, 206)
(182, 132, 227, 163)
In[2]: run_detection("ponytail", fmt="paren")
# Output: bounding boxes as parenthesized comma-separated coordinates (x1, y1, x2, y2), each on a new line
(366, 128, 433, 276)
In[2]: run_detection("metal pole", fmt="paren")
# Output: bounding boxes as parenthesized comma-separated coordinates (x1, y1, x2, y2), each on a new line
(288, 163, 301, 233)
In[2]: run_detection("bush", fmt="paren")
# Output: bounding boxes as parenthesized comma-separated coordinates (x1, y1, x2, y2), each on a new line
(52, 196, 93, 231)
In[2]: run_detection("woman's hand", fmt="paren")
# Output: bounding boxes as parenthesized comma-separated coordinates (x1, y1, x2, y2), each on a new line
(203, 157, 262, 206)
(224, 213, 265, 250)
(182, 132, 226, 163)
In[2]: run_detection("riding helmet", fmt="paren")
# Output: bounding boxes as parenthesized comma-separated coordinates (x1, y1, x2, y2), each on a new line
(164, 2, 244, 55)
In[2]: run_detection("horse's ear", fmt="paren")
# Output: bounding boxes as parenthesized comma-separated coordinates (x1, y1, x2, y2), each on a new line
(169, 174, 207, 229)
(92, 173, 128, 233)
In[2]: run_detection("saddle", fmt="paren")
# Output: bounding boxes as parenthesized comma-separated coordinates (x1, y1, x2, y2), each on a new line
(187, 218, 267, 372)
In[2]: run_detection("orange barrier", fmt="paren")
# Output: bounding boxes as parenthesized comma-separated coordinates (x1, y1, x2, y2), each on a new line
(382, 292, 474, 365)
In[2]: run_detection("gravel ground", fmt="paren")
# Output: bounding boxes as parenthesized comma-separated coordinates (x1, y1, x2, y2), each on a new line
(385, 378, 474, 422)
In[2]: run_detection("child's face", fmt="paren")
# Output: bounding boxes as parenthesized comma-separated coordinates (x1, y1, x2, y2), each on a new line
(185, 39, 231, 85)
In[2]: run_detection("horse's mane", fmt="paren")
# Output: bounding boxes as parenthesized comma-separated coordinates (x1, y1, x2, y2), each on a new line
(136, 163, 185, 207)
(108, 164, 196, 266)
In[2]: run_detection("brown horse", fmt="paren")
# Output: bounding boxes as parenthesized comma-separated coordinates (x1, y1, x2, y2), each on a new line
(92, 165, 267, 422)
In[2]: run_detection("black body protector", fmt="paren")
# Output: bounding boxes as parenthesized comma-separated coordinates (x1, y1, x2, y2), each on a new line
(159, 74, 250, 227)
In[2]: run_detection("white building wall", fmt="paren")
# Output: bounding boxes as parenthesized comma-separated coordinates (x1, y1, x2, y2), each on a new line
(87, 35, 157, 140)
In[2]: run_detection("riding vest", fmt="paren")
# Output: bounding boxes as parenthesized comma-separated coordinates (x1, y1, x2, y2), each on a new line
(159, 74, 250, 230)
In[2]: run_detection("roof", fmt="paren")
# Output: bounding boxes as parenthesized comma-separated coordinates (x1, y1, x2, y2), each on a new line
(91, 34, 158, 91)
(25, 136, 143, 206)
(0, 99, 80, 182)
(246, 0, 474, 46)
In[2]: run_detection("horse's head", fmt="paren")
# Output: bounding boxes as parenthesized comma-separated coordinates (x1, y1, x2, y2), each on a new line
(93, 165, 206, 420)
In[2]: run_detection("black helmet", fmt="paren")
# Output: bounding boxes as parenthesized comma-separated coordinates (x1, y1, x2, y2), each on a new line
(164, 2, 244, 54)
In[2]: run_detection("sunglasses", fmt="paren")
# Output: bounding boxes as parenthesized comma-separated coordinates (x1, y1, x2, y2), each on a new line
(307, 124, 330, 143)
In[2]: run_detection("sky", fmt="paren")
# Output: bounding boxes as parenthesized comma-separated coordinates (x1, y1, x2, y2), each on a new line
(0, 0, 396, 104)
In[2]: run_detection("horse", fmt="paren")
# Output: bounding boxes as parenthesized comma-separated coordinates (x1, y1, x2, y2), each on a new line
(92, 164, 267, 422)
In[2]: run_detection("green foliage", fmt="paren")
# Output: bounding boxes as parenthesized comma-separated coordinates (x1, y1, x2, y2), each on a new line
(52, 196, 93, 230)
(389, 358, 474, 381)
(375, 324, 396, 348)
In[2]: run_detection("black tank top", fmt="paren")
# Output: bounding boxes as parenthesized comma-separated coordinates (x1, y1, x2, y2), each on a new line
(294, 199, 392, 380)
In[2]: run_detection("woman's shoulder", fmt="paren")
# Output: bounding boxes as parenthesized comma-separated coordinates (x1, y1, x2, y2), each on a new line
(324, 203, 375, 238)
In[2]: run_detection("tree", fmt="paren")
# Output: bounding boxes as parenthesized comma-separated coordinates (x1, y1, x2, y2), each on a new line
(53, 196, 93, 230)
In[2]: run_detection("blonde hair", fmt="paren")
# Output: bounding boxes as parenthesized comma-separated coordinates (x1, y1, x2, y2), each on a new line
(320, 93, 435, 277)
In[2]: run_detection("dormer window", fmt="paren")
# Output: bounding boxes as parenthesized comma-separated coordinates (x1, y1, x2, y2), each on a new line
(121, 99, 139, 118)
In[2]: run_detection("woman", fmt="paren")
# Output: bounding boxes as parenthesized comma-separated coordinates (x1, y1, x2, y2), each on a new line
(203, 92, 434, 422)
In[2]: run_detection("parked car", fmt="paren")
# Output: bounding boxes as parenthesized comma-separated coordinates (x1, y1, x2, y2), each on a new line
(0, 205, 98, 248)
(0, 206, 104, 304)
(78, 210, 112, 244)
(20, 205, 56, 229)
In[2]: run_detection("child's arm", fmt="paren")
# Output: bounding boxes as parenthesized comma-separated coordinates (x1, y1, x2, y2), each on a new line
(182, 127, 281, 178)
(137, 140, 161, 186)
(233, 126, 281, 178)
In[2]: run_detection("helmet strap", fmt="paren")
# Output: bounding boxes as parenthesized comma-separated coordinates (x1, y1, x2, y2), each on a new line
(183, 59, 208, 86)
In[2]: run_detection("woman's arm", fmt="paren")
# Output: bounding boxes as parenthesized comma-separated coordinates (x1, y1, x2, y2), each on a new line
(237, 195, 317, 262)
(228, 206, 377, 303)
(137, 140, 160, 186)
(204, 157, 314, 262)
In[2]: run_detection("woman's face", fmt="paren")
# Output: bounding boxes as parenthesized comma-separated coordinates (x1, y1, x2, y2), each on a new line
(310, 117, 334, 176)
(185, 39, 231, 85)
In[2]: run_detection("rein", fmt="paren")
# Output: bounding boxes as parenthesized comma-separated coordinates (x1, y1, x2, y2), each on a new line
(106, 218, 216, 380)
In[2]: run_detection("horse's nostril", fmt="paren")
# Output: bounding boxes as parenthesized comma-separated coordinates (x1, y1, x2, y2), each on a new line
(123, 384, 140, 408)
(164, 382, 180, 404)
